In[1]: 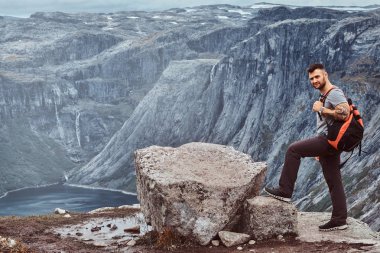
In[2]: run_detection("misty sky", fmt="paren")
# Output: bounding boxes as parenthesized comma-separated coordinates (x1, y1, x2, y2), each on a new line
(0, 0, 379, 17)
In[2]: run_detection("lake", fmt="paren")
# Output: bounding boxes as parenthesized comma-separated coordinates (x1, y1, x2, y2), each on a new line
(0, 184, 138, 216)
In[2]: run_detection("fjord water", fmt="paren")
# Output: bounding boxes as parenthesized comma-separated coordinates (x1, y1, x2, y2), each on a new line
(0, 184, 138, 216)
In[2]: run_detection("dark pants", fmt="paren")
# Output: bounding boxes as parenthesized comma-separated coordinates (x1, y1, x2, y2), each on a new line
(279, 136, 347, 223)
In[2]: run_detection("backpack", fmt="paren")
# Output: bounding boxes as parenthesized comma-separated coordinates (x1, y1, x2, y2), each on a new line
(319, 88, 364, 167)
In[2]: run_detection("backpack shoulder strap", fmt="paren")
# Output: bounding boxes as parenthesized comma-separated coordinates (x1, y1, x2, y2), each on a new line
(319, 87, 336, 104)
(317, 87, 336, 121)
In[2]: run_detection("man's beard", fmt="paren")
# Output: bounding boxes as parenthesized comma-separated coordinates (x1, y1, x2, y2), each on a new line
(316, 77, 326, 90)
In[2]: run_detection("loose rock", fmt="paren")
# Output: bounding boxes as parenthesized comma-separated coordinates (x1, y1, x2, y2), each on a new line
(8, 239, 16, 248)
(211, 240, 220, 246)
(277, 234, 285, 241)
(124, 225, 140, 233)
(93, 242, 107, 247)
(0, 236, 17, 248)
(54, 208, 67, 214)
(127, 240, 136, 246)
(218, 231, 251, 247)
(91, 226, 101, 232)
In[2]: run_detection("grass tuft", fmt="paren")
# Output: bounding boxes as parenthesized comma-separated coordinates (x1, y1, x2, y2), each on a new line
(137, 227, 189, 251)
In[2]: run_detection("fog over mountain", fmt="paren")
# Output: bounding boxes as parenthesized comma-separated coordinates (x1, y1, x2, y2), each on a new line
(1, 1, 380, 17)
(0, 3, 379, 231)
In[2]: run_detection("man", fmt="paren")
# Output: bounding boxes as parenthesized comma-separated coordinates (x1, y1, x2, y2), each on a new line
(264, 63, 350, 231)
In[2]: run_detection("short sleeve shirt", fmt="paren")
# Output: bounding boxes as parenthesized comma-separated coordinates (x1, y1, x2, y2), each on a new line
(316, 87, 347, 135)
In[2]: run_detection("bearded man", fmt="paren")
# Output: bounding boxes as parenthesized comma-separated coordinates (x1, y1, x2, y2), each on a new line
(264, 63, 350, 231)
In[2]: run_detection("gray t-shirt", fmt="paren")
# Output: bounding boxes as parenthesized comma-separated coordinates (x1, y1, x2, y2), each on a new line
(316, 87, 347, 135)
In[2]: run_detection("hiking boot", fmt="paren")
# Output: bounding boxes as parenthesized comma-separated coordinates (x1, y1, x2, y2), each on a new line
(264, 187, 291, 203)
(318, 220, 348, 231)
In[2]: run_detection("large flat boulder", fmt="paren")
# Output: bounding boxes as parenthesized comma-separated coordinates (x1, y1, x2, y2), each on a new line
(297, 212, 380, 252)
(134, 142, 266, 245)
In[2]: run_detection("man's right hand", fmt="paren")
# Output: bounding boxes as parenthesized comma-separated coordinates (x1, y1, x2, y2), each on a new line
(313, 101, 323, 112)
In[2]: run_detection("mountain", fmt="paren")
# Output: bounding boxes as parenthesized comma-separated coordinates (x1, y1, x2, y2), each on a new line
(0, 5, 379, 230)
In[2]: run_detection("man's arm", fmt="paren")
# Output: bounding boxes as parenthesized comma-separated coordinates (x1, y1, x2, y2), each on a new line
(313, 101, 350, 121)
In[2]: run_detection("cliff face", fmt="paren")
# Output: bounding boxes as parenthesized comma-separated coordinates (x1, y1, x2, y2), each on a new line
(0, 6, 255, 192)
(0, 5, 379, 230)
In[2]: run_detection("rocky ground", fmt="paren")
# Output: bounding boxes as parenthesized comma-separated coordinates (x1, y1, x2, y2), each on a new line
(0, 207, 378, 253)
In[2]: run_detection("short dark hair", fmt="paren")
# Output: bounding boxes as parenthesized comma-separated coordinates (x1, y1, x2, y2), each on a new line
(307, 63, 325, 73)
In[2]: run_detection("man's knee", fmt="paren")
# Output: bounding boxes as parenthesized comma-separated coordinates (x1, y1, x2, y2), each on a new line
(286, 142, 301, 157)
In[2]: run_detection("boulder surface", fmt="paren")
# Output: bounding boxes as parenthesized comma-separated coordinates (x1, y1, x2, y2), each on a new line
(134, 142, 266, 245)
(297, 212, 380, 252)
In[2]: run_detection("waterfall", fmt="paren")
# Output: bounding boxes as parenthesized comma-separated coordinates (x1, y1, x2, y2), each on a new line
(54, 101, 65, 141)
(75, 111, 81, 148)
(210, 62, 217, 83)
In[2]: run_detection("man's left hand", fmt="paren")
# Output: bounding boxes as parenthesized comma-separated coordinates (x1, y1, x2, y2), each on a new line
(312, 101, 323, 112)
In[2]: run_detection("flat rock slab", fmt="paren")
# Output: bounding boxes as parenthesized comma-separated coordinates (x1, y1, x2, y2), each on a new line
(135, 142, 267, 245)
(297, 212, 380, 252)
(242, 196, 298, 240)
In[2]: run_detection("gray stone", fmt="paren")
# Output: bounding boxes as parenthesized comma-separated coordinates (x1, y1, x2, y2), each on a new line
(211, 240, 220, 246)
(135, 142, 266, 245)
(127, 240, 136, 246)
(93, 242, 107, 247)
(54, 208, 67, 214)
(218, 231, 251, 247)
(242, 196, 298, 240)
